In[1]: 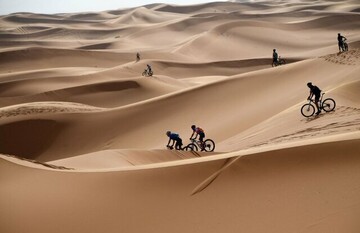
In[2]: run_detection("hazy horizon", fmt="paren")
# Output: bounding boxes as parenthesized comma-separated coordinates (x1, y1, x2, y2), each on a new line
(0, 0, 228, 15)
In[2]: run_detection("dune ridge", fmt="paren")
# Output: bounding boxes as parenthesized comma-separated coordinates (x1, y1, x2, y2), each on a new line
(1, 0, 360, 233)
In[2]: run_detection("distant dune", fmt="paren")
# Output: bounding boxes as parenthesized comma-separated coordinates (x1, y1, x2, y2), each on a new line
(1, 1, 360, 233)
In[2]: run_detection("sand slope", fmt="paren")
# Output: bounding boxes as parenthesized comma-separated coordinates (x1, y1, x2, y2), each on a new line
(1, 0, 360, 233)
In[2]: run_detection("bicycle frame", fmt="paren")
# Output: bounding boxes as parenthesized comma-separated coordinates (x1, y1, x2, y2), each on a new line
(190, 138, 203, 148)
(308, 93, 325, 108)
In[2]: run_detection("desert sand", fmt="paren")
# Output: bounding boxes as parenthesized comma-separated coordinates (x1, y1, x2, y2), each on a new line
(1, 0, 360, 232)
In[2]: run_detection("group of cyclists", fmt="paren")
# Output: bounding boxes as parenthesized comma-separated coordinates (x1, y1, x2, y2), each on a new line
(166, 125, 205, 151)
(166, 81, 323, 150)
(140, 33, 348, 77)
(136, 52, 153, 76)
(273, 33, 348, 66)
(164, 33, 346, 150)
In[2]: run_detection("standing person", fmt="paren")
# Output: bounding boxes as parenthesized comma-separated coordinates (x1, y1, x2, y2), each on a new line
(307, 82, 322, 115)
(272, 49, 278, 66)
(337, 33, 347, 52)
(136, 52, 140, 62)
(190, 125, 205, 150)
(166, 131, 183, 150)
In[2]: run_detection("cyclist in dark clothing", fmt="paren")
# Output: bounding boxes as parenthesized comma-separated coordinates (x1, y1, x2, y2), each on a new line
(307, 82, 322, 115)
(337, 33, 347, 52)
(166, 131, 183, 150)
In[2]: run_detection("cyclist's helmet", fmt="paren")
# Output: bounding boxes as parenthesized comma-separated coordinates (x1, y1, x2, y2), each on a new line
(166, 131, 171, 136)
(273, 49, 276, 51)
(307, 82, 312, 87)
(191, 125, 196, 130)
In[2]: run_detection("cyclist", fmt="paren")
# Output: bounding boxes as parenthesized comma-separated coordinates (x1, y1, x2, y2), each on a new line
(307, 82, 322, 115)
(136, 52, 140, 62)
(190, 125, 205, 150)
(272, 49, 278, 66)
(146, 64, 152, 74)
(337, 33, 347, 52)
(166, 131, 183, 150)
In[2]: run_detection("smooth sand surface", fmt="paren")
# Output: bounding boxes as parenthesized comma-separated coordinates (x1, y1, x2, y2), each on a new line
(1, 1, 360, 232)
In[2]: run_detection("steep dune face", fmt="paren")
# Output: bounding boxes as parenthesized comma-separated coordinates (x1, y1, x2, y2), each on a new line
(1, 0, 360, 233)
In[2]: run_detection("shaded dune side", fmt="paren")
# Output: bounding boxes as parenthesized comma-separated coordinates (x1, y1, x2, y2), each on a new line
(0, 119, 65, 159)
(0, 67, 103, 84)
(0, 77, 182, 108)
(0, 79, 141, 98)
(0, 101, 105, 162)
(0, 48, 132, 72)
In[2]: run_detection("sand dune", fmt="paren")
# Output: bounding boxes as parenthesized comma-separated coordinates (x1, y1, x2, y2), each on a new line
(113, 7, 181, 25)
(1, 0, 360, 233)
(1, 136, 360, 233)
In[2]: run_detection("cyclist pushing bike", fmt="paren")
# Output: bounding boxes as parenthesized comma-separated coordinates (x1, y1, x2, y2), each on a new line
(272, 48, 286, 67)
(337, 33, 347, 52)
(166, 131, 183, 150)
(190, 125, 205, 150)
(307, 82, 322, 115)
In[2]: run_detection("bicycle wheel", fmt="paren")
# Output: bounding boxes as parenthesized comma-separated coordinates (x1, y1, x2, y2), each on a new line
(279, 59, 286, 65)
(301, 103, 315, 117)
(185, 143, 198, 151)
(322, 98, 336, 112)
(203, 139, 215, 152)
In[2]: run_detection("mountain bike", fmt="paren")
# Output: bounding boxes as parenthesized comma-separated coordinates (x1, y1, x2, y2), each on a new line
(142, 69, 153, 77)
(272, 56, 286, 67)
(185, 138, 215, 152)
(342, 38, 348, 52)
(301, 93, 336, 117)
